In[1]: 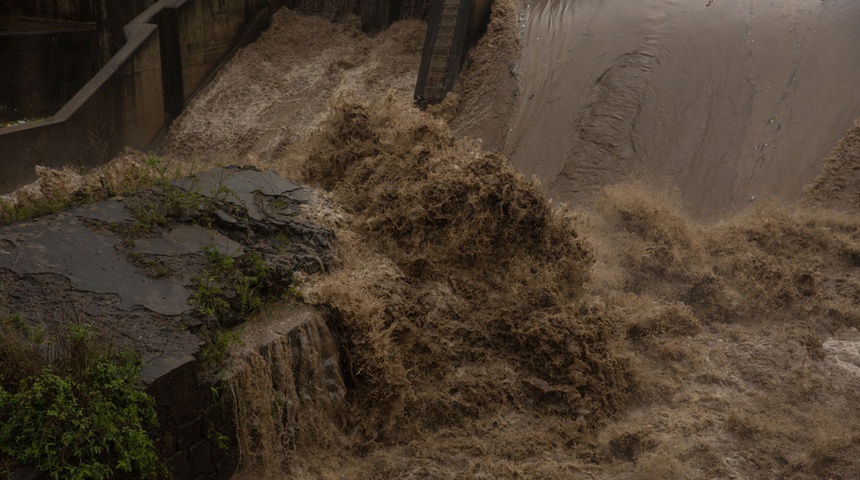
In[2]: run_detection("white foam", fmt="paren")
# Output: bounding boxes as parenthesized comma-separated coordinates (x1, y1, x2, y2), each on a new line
(823, 339, 860, 376)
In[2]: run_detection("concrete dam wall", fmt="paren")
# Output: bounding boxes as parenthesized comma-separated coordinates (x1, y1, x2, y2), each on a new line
(0, 0, 160, 123)
(0, 0, 290, 193)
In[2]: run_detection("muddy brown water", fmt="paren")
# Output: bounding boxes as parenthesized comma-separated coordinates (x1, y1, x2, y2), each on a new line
(507, 0, 860, 219)
(142, 1, 860, 478)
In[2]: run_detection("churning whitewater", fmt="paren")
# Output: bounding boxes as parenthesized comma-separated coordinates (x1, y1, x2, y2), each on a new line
(152, 0, 860, 478)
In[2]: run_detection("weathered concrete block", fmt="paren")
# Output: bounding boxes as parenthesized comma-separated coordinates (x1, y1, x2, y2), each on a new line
(188, 440, 212, 478)
(0, 167, 333, 480)
(360, 0, 402, 32)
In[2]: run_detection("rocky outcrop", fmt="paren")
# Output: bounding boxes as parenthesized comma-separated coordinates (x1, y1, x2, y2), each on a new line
(0, 167, 334, 479)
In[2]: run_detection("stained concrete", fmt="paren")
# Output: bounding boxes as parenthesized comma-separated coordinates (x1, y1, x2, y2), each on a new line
(173, 167, 312, 223)
(137, 224, 244, 258)
(0, 0, 293, 193)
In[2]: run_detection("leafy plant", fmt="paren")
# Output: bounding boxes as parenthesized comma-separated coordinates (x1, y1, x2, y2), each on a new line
(124, 185, 206, 234)
(190, 247, 271, 371)
(191, 246, 270, 325)
(0, 355, 160, 479)
(199, 328, 241, 371)
(206, 423, 231, 452)
(284, 278, 304, 301)
(122, 166, 237, 236)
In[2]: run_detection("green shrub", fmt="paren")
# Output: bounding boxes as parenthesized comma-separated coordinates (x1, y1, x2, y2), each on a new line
(191, 246, 270, 324)
(191, 247, 270, 371)
(0, 354, 160, 479)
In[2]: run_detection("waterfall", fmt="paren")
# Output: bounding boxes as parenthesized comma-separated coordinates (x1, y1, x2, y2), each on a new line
(227, 305, 346, 478)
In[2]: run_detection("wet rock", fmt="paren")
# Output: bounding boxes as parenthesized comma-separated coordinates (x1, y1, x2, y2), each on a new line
(0, 208, 190, 315)
(136, 224, 244, 258)
(0, 166, 333, 480)
(0, 166, 332, 359)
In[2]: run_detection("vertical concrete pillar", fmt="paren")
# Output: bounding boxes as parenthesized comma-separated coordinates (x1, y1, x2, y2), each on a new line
(414, 0, 473, 104)
(158, 5, 185, 120)
(360, 0, 402, 33)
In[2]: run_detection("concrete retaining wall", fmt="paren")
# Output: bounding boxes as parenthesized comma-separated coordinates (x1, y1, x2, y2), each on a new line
(0, 1, 161, 122)
(0, 24, 164, 192)
(145, 356, 238, 480)
(0, 26, 101, 122)
(0, 0, 289, 193)
(0, 0, 101, 23)
(414, 0, 491, 104)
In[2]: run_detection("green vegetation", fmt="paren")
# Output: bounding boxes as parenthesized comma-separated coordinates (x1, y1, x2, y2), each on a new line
(284, 282, 304, 301)
(0, 316, 161, 479)
(192, 246, 271, 371)
(192, 246, 269, 322)
(121, 164, 234, 237)
(0, 189, 78, 226)
(0, 158, 311, 474)
(199, 328, 242, 372)
(125, 250, 173, 279)
(206, 422, 231, 452)
(124, 184, 208, 234)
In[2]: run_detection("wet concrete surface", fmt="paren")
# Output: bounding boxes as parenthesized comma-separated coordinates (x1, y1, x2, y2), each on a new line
(0, 166, 333, 380)
(0, 204, 192, 315)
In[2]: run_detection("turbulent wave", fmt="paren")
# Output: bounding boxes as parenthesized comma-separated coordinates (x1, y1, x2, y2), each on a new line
(141, 3, 860, 478)
(225, 94, 860, 479)
(299, 94, 632, 465)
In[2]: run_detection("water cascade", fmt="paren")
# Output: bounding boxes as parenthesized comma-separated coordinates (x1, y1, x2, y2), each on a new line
(227, 306, 346, 477)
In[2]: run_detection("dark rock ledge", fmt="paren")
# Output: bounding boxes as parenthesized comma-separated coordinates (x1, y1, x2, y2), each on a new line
(0, 166, 334, 480)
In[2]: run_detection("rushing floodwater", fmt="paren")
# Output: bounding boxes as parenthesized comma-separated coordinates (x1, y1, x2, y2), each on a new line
(156, 1, 860, 478)
(507, 0, 860, 219)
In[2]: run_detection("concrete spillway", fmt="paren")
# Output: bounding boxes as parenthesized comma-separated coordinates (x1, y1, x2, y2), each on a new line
(506, 0, 860, 219)
(415, 0, 490, 103)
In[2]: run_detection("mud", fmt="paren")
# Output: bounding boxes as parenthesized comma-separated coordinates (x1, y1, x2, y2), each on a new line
(142, 3, 860, 479)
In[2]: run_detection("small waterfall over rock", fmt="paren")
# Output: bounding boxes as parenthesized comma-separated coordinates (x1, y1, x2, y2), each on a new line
(227, 304, 347, 477)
